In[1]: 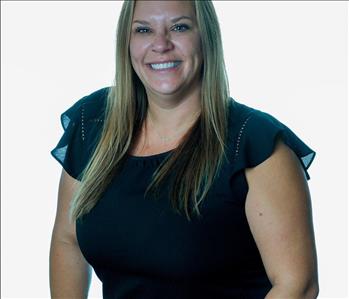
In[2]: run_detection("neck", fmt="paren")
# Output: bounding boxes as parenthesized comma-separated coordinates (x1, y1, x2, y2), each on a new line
(145, 89, 202, 133)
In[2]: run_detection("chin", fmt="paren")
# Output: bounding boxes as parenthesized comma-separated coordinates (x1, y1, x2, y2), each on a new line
(148, 84, 182, 95)
(153, 90, 180, 96)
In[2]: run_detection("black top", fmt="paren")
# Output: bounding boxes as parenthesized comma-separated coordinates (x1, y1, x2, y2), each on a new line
(51, 87, 316, 299)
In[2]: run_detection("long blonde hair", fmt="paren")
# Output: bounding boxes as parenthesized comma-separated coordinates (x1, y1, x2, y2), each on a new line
(70, 0, 231, 222)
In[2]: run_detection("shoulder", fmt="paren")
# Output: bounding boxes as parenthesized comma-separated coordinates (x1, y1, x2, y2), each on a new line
(228, 98, 281, 131)
(63, 86, 110, 123)
(228, 97, 256, 128)
(228, 98, 315, 180)
(228, 98, 286, 159)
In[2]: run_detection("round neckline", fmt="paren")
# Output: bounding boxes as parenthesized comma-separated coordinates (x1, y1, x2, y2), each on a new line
(126, 99, 236, 160)
(127, 148, 174, 160)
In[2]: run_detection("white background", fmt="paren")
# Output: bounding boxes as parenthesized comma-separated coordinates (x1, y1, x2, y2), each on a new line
(1, 1, 348, 298)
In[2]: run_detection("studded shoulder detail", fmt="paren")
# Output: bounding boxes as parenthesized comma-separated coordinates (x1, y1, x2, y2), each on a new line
(80, 101, 104, 142)
(233, 114, 253, 160)
(81, 102, 86, 141)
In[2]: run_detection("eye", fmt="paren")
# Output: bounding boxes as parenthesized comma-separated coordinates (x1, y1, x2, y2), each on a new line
(134, 24, 190, 34)
(135, 27, 150, 34)
(173, 24, 190, 32)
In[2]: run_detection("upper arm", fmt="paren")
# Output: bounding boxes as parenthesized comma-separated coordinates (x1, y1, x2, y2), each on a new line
(51, 168, 81, 245)
(244, 138, 318, 289)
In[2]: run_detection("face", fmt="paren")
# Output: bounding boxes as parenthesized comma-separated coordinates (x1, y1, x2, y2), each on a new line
(129, 0, 203, 98)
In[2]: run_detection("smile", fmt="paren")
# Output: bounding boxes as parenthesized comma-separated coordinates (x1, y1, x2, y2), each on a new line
(148, 61, 181, 71)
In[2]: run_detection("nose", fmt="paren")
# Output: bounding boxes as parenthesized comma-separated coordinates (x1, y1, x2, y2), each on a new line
(151, 32, 174, 53)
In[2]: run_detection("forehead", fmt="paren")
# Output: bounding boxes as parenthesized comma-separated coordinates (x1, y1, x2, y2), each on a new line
(132, 1, 195, 22)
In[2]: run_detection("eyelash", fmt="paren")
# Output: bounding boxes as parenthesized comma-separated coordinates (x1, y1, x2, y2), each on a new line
(134, 24, 190, 34)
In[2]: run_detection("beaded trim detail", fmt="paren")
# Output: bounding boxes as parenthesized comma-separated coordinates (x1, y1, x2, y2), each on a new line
(81, 103, 85, 141)
(234, 114, 253, 160)
(80, 103, 104, 141)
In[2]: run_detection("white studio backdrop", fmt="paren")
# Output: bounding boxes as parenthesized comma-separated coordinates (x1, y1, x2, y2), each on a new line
(1, 1, 348, 298)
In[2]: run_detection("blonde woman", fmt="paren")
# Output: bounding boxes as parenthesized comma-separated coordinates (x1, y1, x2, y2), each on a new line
(49, 1, 319, 298)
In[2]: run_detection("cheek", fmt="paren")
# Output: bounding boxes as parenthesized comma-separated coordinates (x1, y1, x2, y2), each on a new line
(130, 38, 143, 58)
(129, 42, 138, 62)
(179, 36, 202, 59)
(194, 38, 203, 57)
(130, 38, 149, 60)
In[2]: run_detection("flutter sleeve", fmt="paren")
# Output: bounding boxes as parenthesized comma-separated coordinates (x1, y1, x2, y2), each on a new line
(50, 87, 108, 180)
(50, 99, 86, 180)
(232, 109, 316, 180)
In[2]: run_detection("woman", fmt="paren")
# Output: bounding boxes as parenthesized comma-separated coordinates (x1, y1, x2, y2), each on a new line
(50, 1, 319, 298)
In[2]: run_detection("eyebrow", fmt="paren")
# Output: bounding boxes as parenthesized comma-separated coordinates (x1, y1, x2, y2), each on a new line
(133, 16, 193, 25)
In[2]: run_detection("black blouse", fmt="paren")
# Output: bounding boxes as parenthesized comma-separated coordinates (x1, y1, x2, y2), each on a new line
(51, 87, 316, 299)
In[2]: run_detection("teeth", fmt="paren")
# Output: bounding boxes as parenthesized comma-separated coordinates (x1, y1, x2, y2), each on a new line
(150, 61, 180, 70)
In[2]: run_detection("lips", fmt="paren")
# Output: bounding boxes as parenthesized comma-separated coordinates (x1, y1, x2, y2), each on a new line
(147, 61, 182, 72)
(147, 60, 181, 64)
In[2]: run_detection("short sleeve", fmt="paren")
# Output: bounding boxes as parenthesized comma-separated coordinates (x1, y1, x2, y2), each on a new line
(50, 100, 85, 180)
(50, 87, 108, 181)
(232, 110, 316, 180)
